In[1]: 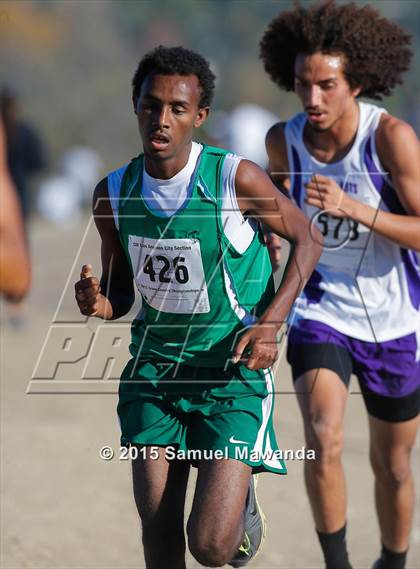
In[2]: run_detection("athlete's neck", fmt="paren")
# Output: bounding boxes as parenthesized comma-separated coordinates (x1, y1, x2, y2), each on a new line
(304, 100, 360, 163)
(144, 141, 193, 180)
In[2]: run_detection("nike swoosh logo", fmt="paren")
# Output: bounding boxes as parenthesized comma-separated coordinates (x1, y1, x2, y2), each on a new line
(229, 436, 249, 445)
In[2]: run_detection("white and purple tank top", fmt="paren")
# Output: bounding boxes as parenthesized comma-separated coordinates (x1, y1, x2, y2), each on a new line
(285, 102, 420, 342)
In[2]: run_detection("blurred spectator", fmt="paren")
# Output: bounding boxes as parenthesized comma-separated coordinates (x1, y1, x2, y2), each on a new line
(0, 86, 46, 223)
(37, 175, 83, 227)
(206, 104, 279, 168)
(227, 103, 279, 168)
(36, 145, 102, 227)
(60, 146, 103, 207)
(0, 118, 31, 300)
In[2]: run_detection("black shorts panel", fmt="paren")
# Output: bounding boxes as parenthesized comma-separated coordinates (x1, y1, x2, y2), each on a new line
(360, 384, 420, 423)
(287, 342, 352, 386)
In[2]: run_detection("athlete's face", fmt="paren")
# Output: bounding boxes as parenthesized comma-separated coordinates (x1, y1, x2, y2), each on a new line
(134, 73, 208, 170)
(294, 53, 361, 131)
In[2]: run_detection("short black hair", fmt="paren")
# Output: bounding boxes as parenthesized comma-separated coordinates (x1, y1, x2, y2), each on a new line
(260, 1, 412, 100)
(132, 45, 215, 107)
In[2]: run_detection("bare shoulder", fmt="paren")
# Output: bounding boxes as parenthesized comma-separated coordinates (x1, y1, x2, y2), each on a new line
(92, 176, 119, 237)
(376, 113, 420, 215)
(265, 122, 286, 149)
(265, 122, 288, 166)
(376, 113, 417, 139)
(376, 113, 419, 169)
(234, 158, 292, 218)
(235, 159, 268, 194)
(93, 176, 110, 212)
(265, 121, 290, 192)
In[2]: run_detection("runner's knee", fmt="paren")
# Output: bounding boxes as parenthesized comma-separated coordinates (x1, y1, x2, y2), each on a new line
(187, 524, 237, 567)
(305, 418, 344, 465)
(188, 539, 236, 567)
(370, 446, 412, 487)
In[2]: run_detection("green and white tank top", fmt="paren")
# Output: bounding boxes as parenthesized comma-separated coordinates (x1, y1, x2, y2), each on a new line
(107, 143, 274, 366)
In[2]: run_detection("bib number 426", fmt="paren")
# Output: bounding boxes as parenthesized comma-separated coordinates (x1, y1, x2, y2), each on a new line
(143, 254, 189, 284)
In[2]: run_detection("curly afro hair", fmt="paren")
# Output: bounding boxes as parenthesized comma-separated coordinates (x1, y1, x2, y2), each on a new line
(260, 1, 412, 100)
(132, 45, 215, 107)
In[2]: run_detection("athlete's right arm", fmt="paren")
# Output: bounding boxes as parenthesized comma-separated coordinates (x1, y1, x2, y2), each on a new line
(264, 122, 291, 269)
(74, 177, 134, 319)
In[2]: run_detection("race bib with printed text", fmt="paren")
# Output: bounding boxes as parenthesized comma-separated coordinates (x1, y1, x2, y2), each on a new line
(128, 236, 210, 314)
(313, 211, 374, 273)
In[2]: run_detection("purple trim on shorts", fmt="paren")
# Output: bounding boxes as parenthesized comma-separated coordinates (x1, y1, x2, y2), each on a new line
(291, 145, 302, 206)
(302, 269, 324, 305)
(288, 319, 346, 348)
(288, 319, 420, 398)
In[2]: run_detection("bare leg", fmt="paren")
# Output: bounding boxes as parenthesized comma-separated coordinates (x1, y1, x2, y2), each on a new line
(295, 368, 349, 532)
(132, 446, 190, 569)
(369, 414, 419, 552)
(187, 458, 251, 567)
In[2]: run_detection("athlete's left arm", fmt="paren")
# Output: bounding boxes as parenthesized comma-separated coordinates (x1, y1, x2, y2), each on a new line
(305, 117, 420, 251)
(231, 160, 323, 370)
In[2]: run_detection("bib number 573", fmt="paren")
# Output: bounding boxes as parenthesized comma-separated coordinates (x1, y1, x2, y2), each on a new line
(143, 254, 189, 284)
(318, 213, 359, 241)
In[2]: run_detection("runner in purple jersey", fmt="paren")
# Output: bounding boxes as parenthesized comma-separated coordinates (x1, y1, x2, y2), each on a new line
(260, 2, 419, 569)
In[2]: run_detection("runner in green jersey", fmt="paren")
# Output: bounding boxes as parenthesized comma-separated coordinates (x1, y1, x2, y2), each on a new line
(75, 46, 322, 569)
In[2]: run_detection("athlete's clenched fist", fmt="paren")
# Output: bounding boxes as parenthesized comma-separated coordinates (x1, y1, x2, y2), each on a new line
(75, 264, 102, 316)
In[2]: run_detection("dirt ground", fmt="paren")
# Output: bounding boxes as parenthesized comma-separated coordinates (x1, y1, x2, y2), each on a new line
(1, 215, 419, 569)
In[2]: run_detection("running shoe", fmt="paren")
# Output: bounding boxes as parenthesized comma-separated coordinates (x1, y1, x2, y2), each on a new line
(228, 474, 267, 568)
